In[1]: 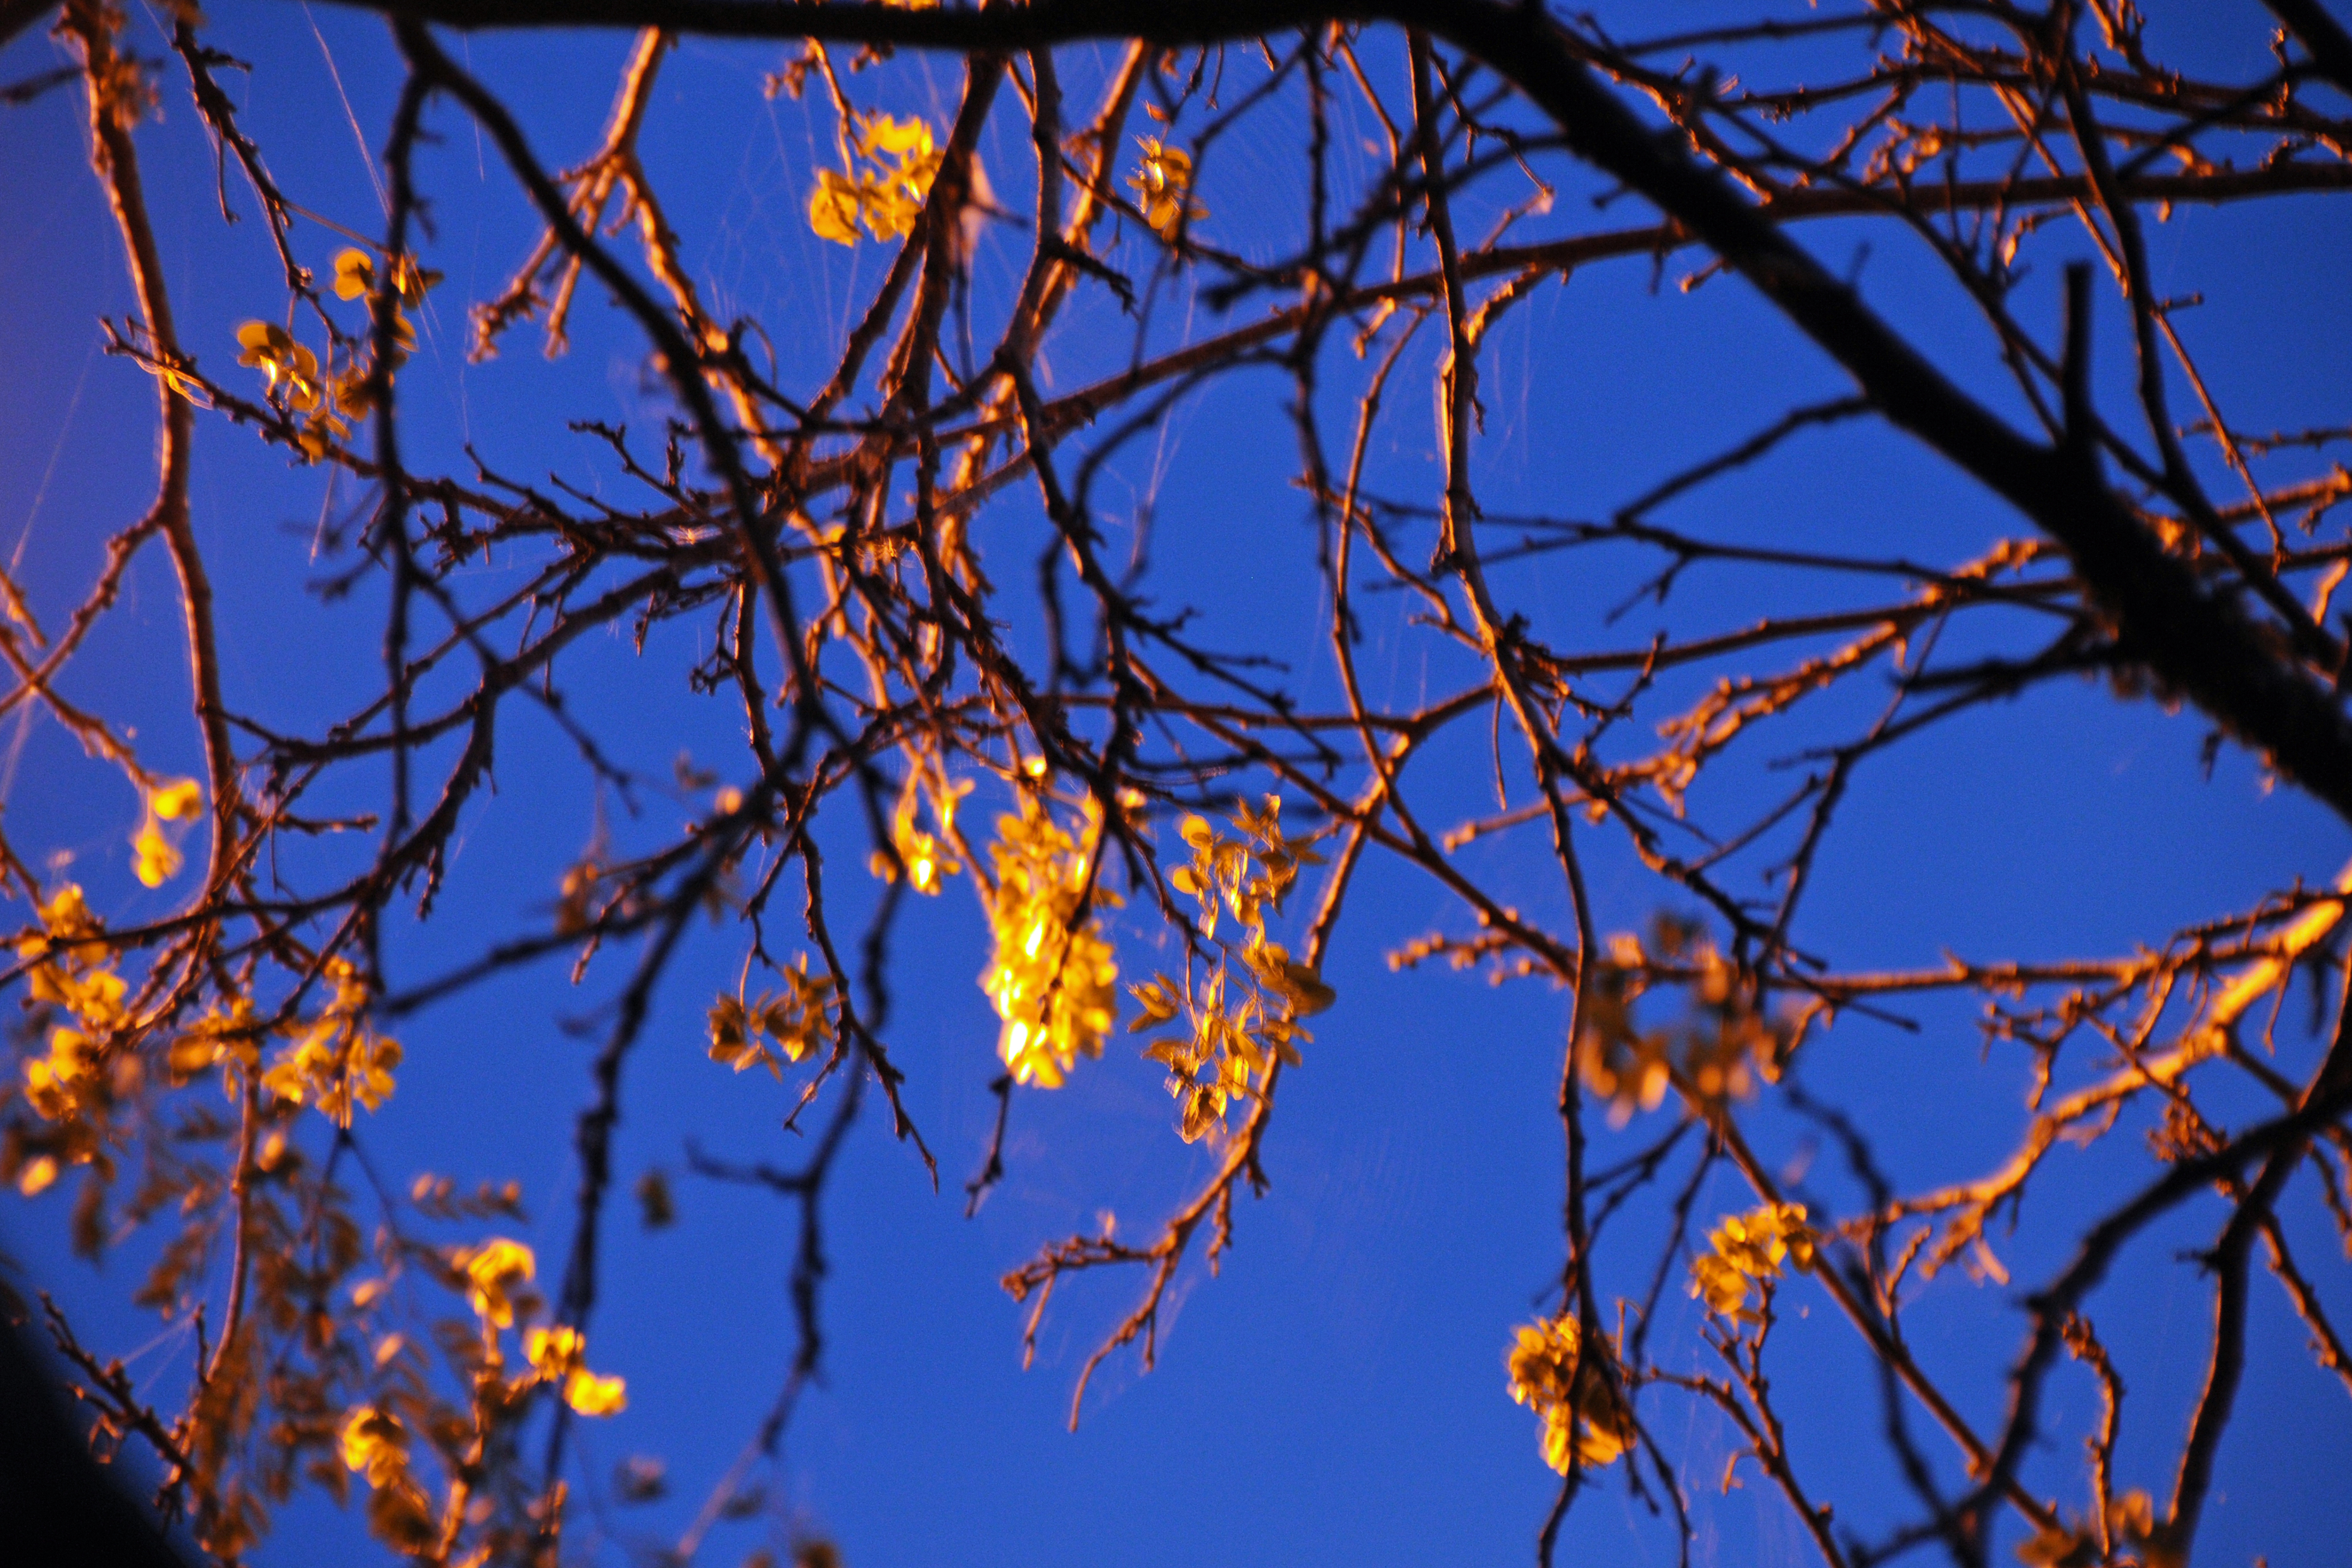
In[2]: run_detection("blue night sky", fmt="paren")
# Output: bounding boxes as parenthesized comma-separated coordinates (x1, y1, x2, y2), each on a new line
(3, 3, 2348, 1565)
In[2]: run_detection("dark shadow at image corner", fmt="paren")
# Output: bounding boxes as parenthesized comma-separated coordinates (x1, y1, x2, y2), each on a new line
(1, 1276, 196, 1568)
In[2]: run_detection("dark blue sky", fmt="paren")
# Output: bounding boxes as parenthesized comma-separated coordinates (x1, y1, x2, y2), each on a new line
(4, 4, 2348, 1565)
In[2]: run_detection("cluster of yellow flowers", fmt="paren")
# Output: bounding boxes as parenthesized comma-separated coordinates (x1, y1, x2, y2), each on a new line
(21, 887, 123, 1033)
(131, 775, 201, 887)
(706, 956, 838, 1078)
(869, 769, 968, 895)
(256, 957, 402, 1129)
(14, 885, 132, 1194)
(1575, 918, 1783, 1127)
(164, 996, 263, 1096)
(233, 321, 325, 406)
(981, 792, 1121, 1088)
(451, 1237, 538, 1329)
(1689, 1202, 1817, 1323)
(1128, 138, 1206, 241)
(444, 1239, 624, 1409)
(333, 246, 440, 315)
(808, 113, 945, 246)
(20, 1024, 104, 1136)
(1505, 1313, 1636, 1473)
(236, 247, 438, 461)
(1169, 797, 1320, 940)
(523, 1323, 628, 1417)
(337, 1241, 622, 1555)
(1131, 799, 1332, 1141)
(337, 1403, 437, 1553)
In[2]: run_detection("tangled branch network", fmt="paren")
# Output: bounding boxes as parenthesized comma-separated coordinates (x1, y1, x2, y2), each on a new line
(6, 1, 2352, 1565)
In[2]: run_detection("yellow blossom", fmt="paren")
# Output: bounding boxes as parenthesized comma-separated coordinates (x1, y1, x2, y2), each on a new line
(451, 1238, 535, 1328)
(133, 770, 202, 884)
(809, 169, 865, 246)
(1575, 918, 1782, 1126)
(1690, 1202, 1817, 1322)
(235, 321, 323, 410)
(1506, 1313, 1634, 1472)
(24, 1027, 97, 1121)
(150, 778, 202, 821)
(563, 1369, 627, 1416)
(333, 248, 374, 301)
(30, 883, 97, 942)
(808, 113, 945, 246)
(1133, 798, 1332, 1140)
(17, 1155, 59, 1196)
(260, 959, 401, 1126)
(333, 247, 440, 305)
(525, 1323, 626, 1415)
(340, 1404, 437, 1550)
(982, 795, 1119, 1088)
(25, 938, 125, 1031)
(132, 819, 181, 887)
(525, 1322, 585, 1376)
(339, 1403, 410, 1489)
(14, 885, 132, 1145)
(167, 997, 261, 1091)
(871, 769, 968, 895)
(1128, 138, 1207, 241)
(707, 955, 836, 1078)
